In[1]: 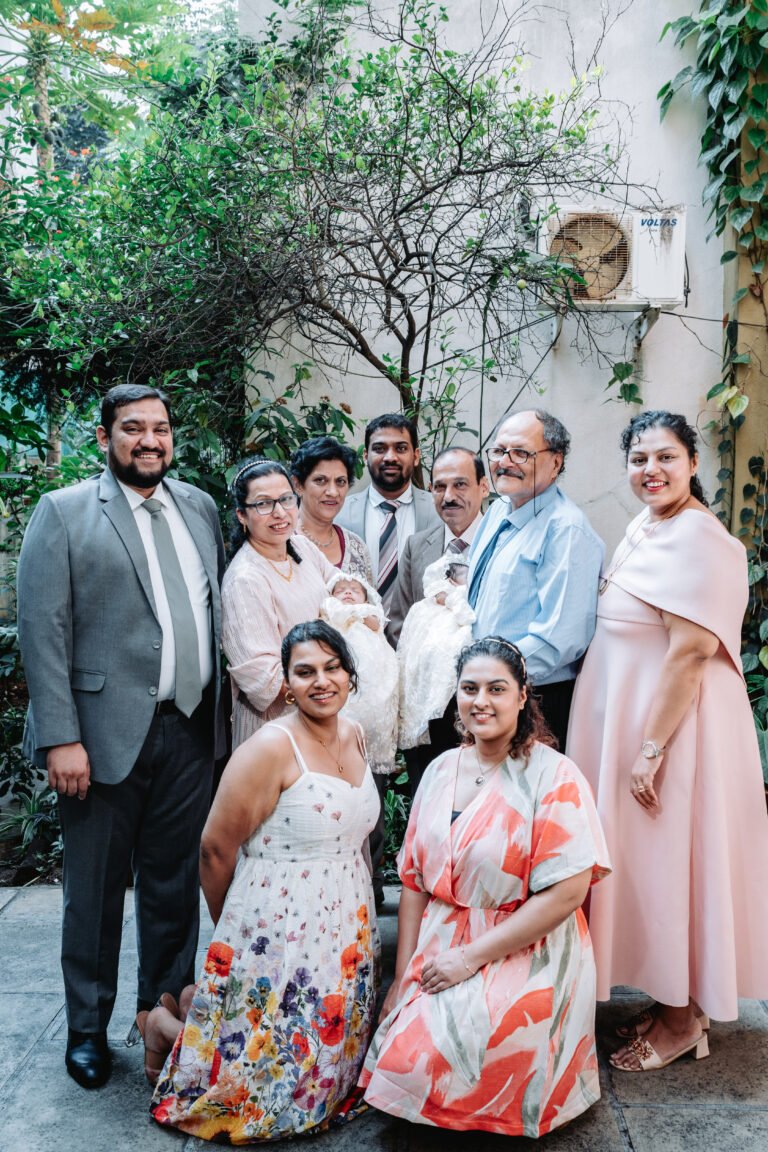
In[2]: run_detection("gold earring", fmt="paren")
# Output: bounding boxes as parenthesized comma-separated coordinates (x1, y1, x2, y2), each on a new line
(285, 692, 296, 705)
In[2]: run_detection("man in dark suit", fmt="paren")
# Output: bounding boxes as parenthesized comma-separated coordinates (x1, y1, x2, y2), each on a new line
(335, 413, 440, 614)
(17, 384, 225, 1090)
(388, 447, 489, 796)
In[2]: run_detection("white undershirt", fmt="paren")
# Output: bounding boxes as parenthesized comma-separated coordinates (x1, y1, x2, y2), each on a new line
(118, 479, 213, 701)
(364, 484, 416, 580)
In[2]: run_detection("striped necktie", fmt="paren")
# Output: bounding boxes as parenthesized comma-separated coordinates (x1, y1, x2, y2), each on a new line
(377, 500, 401, 609)
(445, 537, 469, 555)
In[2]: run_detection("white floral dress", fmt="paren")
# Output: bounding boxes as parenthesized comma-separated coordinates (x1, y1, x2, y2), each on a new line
(150, 724, 380, 1144)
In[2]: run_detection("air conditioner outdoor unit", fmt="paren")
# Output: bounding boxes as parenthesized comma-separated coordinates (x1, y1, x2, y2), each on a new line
(540, 206, 686, 310)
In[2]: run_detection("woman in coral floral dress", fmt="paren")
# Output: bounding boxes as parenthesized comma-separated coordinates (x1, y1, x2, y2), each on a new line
(361, 636, 610, 1138)
(149, 621, 380, 1143)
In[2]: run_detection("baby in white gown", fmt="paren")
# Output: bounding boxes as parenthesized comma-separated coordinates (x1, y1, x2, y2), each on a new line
(398, 557, 475, 750)
(320, 573, 399, 775)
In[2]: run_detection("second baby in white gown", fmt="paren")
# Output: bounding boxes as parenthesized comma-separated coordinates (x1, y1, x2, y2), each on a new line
(320, 573, 399, 776)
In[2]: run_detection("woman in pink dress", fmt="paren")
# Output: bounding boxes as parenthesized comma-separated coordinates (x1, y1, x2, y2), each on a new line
(568, 410, 768, 1072)
(222, 458, 338, 748)
(361, 637, 610, 1137)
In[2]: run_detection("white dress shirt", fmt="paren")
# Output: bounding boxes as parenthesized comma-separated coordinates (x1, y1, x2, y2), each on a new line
(118, 479, 213, 701)
(364, 484, 416, 580)
(443, 510, 483, 552)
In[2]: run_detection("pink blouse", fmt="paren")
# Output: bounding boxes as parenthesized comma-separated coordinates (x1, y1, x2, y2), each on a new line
(222, 535, 337, 748)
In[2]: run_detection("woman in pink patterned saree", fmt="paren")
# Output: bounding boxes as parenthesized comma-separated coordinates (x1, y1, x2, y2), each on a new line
(361, 636, 610, 1138)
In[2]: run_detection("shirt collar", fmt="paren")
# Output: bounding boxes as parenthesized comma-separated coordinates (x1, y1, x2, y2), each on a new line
(502, 482, 559, 528)
(369, 482, 414, 508)
(444, 510, 483, 549)
(117, 477, 169, 512)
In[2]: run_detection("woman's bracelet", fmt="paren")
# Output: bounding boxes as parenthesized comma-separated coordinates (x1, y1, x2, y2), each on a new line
(460, 945, 477, 976)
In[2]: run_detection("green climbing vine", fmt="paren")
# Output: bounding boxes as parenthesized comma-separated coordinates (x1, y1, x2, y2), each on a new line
(660, 1, 768, 780)
(659, 0, 768, 423)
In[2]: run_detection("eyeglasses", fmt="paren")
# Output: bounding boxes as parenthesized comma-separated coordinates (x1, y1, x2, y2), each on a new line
(487, 446, 557, 465)
(242, 493, 298, 515)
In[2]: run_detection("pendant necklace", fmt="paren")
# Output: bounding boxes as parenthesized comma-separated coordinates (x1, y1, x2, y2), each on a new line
(474, 750, 507, 787)
(598, 494, 691, 596)
(298, 713, 345, 774)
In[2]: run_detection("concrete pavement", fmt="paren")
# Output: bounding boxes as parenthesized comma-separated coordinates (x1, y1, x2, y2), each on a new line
(1, 883, 767, 1151)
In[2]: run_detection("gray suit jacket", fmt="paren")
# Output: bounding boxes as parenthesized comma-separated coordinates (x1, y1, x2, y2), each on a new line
(17, 468, 226, 784)
(386, 521, 445, 646)
(336, 484, 440, 540)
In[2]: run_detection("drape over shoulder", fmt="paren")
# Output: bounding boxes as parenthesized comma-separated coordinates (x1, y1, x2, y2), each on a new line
(611, 508, 745, 671)
(361, 745, 610, 1138)
(568, 508, 768, 1020)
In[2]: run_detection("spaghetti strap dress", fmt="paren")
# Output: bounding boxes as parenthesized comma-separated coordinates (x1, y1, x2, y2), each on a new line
(150, 722, 381, 1144)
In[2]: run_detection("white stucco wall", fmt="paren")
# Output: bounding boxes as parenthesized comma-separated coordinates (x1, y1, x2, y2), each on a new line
(239, 0, 723, 552)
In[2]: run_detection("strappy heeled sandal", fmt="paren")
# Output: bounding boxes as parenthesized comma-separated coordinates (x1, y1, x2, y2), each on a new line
(615, 1004, 710, 1040)
(135, 1010, 166, 1085)
(610, 1029, 709, 1072)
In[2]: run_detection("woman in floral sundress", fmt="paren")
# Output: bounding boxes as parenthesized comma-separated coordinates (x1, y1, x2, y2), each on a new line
(361, 636, 610, 1138)
(149, 620, 380, 1143)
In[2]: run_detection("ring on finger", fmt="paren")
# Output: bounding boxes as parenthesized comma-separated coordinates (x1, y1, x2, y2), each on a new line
(637, 784, 646, 792)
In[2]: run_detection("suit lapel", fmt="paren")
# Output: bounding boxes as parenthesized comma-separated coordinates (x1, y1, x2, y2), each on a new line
(98, 470, 159, 619)
(414, 523, 445, 598)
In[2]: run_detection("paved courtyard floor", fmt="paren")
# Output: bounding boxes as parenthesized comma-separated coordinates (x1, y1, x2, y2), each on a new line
(1, 883, 767, 1151)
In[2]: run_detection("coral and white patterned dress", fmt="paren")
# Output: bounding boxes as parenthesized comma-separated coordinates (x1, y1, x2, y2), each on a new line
(361, 744, 610, 1138)
(150, 725, 380, 1144)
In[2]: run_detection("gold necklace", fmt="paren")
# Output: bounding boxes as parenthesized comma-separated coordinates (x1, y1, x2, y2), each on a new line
(300, 523, 336, 550)
(265, 554, 294, 582)
(598, 494, 691, 595)
(298, 713, 345, 774)
(474, 749, 507, 787)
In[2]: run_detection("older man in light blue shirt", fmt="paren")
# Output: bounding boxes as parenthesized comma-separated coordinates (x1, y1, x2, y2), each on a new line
(468, 409, 603, 749)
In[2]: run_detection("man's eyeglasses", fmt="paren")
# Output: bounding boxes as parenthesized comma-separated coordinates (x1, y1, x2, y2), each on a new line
(242, 493, 298, 516)
(487, 446, 557, 466)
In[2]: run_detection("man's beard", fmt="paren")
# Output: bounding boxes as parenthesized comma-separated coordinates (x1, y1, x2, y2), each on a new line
(109, 448, 170, 489)
(371, 465, 410, 493)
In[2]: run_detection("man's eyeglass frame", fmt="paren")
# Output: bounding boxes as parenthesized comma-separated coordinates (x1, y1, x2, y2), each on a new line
(486, 446, 558, 466)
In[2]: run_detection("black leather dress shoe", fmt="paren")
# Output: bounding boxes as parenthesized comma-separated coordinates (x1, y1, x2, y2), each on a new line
(65, 1031, 112, 1089)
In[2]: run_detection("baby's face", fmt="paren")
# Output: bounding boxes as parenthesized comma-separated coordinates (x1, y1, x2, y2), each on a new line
(447, 564, 469, 587)
(332, 579, 367, 605)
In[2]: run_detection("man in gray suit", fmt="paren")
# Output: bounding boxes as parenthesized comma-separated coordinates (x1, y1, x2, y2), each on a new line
(387, 448, 489, 797)
(387, 446, 489, 646)
(17, 384, 225, 1090)
(335, 413, 440, 613)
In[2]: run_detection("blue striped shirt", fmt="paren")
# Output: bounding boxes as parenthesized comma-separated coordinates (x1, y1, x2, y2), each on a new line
(467, 485, 604, 685)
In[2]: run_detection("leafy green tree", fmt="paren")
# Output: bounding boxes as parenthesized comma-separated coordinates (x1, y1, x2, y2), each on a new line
(6, 3, 625, 409)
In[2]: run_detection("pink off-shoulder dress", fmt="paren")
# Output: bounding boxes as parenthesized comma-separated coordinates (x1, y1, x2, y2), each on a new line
(568, 508, 768, 1020)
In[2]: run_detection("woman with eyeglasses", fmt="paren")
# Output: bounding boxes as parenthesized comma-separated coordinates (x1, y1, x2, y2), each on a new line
(222, 458, 338, 747)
